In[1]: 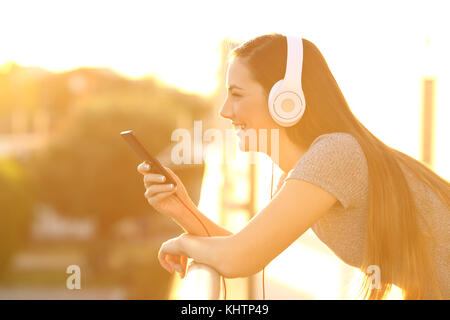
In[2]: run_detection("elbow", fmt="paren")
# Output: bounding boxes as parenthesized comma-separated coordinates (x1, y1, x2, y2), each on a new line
(220, 255, 261, 279)
(219, 259, 245, 279)
(215, 236, 260, 279)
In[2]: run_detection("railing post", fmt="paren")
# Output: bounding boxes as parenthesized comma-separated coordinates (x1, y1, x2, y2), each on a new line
(179, 262, 221, 300)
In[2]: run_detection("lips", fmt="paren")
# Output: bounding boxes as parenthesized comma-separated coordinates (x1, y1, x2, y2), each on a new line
(232, 122, 247, 130)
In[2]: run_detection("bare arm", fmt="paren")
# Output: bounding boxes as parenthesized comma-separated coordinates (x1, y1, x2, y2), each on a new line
(175, 205, 233, 237)
(163, 178, 337, 278)
(226, 178, 337, 277)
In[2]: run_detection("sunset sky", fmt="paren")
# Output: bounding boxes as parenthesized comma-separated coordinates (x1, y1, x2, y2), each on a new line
(1, 0, 449, 178)
(1, 0, 448, 93)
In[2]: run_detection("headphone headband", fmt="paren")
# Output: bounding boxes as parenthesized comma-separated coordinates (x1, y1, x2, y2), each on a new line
(267, 34, 306, 127)
(282, 36, 303, 95)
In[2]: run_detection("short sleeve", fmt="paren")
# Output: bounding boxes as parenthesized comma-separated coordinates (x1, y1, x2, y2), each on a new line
(285, 132, 368, 210)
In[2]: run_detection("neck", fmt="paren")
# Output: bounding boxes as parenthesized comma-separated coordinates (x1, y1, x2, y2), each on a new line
(270, 130, 307, 173)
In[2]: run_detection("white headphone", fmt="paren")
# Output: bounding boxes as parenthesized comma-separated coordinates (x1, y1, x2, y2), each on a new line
(268, 35, 306, 127)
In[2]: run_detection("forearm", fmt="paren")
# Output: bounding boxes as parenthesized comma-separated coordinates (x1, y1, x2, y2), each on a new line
(179, 233, 234, 276)
(176, 207, 233, 237)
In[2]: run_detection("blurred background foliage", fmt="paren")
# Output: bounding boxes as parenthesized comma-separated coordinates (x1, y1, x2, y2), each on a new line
(0, 158, 33, 277)
(0, 62, 211, 299)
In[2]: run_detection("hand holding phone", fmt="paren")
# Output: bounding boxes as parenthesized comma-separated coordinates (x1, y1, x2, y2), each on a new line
(120, 130, 177, 186)
(121, 129, 210, 237)
(121, 129, 192, 219)
(120, 130, 220, 287)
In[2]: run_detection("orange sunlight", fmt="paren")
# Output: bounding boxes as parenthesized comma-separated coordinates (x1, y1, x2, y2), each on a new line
(2, 0, 448, 301)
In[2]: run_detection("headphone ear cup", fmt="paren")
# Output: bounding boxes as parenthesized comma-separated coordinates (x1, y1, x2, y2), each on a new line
(268, 80, 306, 127)
(268, 80, 283, 121)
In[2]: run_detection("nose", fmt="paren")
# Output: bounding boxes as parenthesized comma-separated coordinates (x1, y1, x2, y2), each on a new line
(219, 96, 234, 120)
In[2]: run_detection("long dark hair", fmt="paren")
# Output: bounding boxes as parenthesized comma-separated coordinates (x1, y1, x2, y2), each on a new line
(229, 33, 449, 299)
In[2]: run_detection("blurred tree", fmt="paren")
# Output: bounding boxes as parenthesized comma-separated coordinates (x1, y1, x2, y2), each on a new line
(0, 64, 210, 135)
(20, 66, 211, 297)
(28, 96, 208, 298)
(30, 105, 174, 236)
(0, 158, 34, 278)
(29, 84, 209, 238)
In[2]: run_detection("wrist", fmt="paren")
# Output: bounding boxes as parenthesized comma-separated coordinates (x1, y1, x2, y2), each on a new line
(178, 233, 192, 257)
(178, 207, 209, 235)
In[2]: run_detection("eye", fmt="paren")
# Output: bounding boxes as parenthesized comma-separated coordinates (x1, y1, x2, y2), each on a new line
(231, 92, 242, 98)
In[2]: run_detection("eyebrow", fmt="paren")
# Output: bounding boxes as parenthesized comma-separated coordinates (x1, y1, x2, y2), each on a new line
(228, 84, 244, 91)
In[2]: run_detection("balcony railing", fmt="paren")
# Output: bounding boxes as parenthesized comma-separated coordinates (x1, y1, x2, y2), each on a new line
(179, 262, 221, 300)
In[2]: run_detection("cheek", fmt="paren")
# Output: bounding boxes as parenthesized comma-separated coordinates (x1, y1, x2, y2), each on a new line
(235, 96, 273, 128)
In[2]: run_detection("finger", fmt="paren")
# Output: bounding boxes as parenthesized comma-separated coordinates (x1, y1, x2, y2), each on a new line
(158, 250, 173, 273)
(180, 255, 188, 278)
(147, 188, 177, 206)
(137, 162, 151, 174)
(165, 255, 181, 275)
(163, 167, 180, 183)
(167, 255, 184, 277)
(166, 254, 180, 266)
(143, 173, 166, 187)
(145, 183, 175, 198)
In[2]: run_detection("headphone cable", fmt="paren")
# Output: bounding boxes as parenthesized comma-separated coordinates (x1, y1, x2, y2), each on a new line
(262, 161, 275, 300)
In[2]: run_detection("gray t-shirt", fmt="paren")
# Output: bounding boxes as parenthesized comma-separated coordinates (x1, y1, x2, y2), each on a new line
(283, 132, 449, 299)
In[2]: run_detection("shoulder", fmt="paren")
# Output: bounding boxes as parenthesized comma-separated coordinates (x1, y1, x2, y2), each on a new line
(291, 132, 367, 173)
(309, 132, 364, 157)
(286, 132, 369, 209)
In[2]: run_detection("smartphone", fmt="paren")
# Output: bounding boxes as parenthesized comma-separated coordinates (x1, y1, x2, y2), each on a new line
(120, 130, 177, 186)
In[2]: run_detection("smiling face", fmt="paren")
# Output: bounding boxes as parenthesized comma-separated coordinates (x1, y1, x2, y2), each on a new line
(219, 57, 279, 152)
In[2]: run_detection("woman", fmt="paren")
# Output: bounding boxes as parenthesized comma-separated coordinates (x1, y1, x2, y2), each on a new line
(137, 33, 449, 299)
